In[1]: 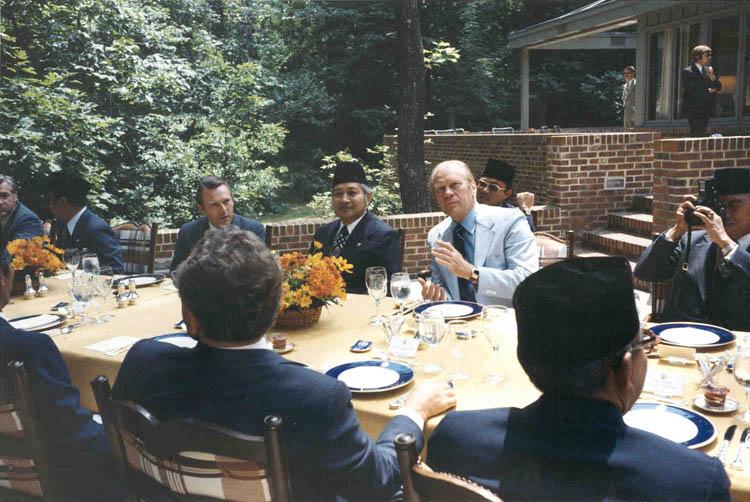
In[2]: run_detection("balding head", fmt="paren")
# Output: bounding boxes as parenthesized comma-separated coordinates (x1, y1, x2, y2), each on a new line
(430, 160, 474, 188)
(430, 160, 477, 223)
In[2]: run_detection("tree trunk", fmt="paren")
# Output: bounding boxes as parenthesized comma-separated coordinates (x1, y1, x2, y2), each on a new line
(395, 0, 429, 213)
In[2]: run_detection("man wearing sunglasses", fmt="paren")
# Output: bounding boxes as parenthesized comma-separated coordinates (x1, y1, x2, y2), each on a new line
(426, 257, 730, 501)
(682, 45, 721, 137)
(476, 159, 536, 231)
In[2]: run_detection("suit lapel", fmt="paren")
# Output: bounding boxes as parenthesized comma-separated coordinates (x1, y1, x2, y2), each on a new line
(71, 209, 89, 247)
(341, 212, 370, 257)
(474, 205, 496, 268)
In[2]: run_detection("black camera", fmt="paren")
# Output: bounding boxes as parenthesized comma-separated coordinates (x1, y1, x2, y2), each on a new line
(684, 179, 727, 227)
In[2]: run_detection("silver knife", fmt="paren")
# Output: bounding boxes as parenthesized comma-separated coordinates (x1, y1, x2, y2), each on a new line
(731, 427, 750, 470)
(717, 424, 737, 464)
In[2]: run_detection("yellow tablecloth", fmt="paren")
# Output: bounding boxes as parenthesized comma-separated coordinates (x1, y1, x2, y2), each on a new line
(5, 277, 750, 499)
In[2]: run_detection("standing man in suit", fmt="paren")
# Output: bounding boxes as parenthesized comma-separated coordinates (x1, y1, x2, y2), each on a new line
(113, 227, 456, 501)
(635, 168, 750, 331)
(0, 175, 44, 240)
(427, 257, 730, 500)
(476, 159, 536, 231)
(622, 65, 636, 129)
(47, 172, 124, 273)
(419, 160, 537, 306)
(0, 231, 122, 500)
(170, 175, 265, 271)
(312, 160, 401, 294)
(682, 45, 721, 137)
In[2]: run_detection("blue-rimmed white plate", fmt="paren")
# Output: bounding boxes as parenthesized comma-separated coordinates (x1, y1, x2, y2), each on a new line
(325, 360, 414, 394)
(650, 322, 735, 348)
(112, 273, 165, 288)
(151, 332, 197, 349)
(9, 313, 65, 332)
(414, 301, 482, 320)
(625, 402, 716, 449)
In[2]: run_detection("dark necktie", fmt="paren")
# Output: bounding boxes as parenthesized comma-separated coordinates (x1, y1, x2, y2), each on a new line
(453, 224, 476, 302)
(332, 226, 349, 256)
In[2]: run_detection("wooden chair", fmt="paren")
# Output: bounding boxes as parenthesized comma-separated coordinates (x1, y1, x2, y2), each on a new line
(533, 230, 575, 268)
(648, 279, 672, 323)
(91, 376, 292, 502)
(264, 224, 274, 249)
(395, 433, 502, 502)
(0, 361, 56, 501)
(112, 222, 159, 274)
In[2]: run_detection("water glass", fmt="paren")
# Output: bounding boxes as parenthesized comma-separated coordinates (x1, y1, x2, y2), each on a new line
(63, 248, 81, 276)
(418, 309, 446, 374)
(482, 305, 508, 384)
(382, 312, 406, 343)
(366, 266, 387, 326)
(81, 254, 100, 276)
(735, 345, 750, 423)
(447, 320, 470, 381)
(92, 266, 114, 323)
(390, 272, 411, 315)
(69, 274, 94, 324)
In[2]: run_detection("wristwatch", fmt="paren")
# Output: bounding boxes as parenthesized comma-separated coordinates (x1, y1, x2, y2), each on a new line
(470, 267, 480, 287)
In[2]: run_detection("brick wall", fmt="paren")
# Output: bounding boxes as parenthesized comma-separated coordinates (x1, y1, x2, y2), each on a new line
(652, 136, 750, 231)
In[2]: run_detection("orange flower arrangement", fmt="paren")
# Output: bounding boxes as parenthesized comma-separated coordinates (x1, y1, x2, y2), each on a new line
(279, 241, 352, 312)
(6, 237, 65, 274)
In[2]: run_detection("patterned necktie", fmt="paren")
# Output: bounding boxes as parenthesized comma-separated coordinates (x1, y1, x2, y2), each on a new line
(453, 225, 477, 302)
(331, 226, 349, 256)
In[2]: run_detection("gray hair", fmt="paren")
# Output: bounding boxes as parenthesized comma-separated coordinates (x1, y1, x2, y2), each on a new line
(429, 160, 474, 189)
(0, 175, 18, 193)
(175, 227, 282, 343)
(361, 183, 373, 195)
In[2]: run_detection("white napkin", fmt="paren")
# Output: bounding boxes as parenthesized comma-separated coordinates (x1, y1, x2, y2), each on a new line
(10, 314, 60, 331)
(86, 336, 140, 355)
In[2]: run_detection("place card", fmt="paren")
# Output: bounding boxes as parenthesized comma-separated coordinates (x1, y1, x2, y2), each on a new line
(388, 336, 420, 359)
(658, 345, 696, 366)
(643, 371, 685, 398)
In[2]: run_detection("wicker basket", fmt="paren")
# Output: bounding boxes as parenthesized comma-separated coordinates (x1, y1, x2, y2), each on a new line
(275, 306, 323, 329)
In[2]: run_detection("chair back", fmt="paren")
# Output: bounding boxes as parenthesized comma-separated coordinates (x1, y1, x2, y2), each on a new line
(650, 279, 672, 322)
(0, 361, 55, 499)
(533, 230, 575, 268)
(395, 433, 501, 502)
(112, 222, 158, 274)
(91, 376, 292, 502)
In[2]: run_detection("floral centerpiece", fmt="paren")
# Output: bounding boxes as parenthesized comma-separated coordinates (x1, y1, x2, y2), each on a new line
(276, 242, 352, 328)
(6, 237, 65, 295)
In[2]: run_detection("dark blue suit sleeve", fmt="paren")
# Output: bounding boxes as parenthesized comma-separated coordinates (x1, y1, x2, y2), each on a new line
(315, 380, 421, 500)
(170, 226, 191, 272)
(382, 228, 402, 276)
(10, 207, 45, 240)
(89, 222, 124, 273)
(634, 234, 683, 282)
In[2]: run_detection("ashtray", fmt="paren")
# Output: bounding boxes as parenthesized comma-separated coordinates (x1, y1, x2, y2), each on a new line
(692, 395, 739, 414)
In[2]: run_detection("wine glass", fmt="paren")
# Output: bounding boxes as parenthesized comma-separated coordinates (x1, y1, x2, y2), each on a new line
(734, 345, 750, 423)
(418, 309, 446, 375)
(482, 305, 508, 384)
(447, 320, 470, 381)
(63, 248, 81, 277)
(81, 254, 100, 276)
(92, 266, 114, 323)
(390, 272, 412, 315)
(366, 266, 387, 326)
(69, 274, 94, 324)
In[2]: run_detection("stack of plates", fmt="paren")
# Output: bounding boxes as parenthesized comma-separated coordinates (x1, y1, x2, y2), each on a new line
(9, 314, 65, 332)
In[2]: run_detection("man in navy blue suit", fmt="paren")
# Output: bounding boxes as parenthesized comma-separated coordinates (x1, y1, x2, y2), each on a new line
(169, 175, 265, 271)
(427, 257, 730, 501)
(0, 175, 44, 240)
(114, 227, 455, 500)
(47, 172, 124, 273)
(0, 232, 121, 500)
(312, 160, 401, 294)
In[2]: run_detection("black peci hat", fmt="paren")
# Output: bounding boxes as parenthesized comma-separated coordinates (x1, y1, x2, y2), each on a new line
(712, 168, 750, 195)
(332, 160, 367, 188)
(513, 257, 640, 367)
(481, 159, 515, 186)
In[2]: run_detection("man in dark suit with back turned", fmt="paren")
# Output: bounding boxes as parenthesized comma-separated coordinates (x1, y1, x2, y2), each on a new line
(0, 175, 44, 240)
(48, 171, 124, 273)
(682, 44, 722, 137)
(0, 229, 122, 500)
(427, 257, 730, 501)
(170, 175, 265, 271)
(312, 160, 401, 294)
(635, 168, 750, 331)
(114, 227, 456, 501)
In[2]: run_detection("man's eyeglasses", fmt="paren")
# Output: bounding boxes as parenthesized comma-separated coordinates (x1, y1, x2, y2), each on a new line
(478, 179, 510, 193)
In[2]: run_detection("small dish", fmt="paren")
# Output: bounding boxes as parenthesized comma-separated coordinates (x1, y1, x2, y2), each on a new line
(274, 341, 296, 355)
(693, 395, 739, 414)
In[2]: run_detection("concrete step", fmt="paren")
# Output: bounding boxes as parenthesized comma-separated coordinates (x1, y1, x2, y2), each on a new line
(632, 194, 653, 214)
(580, 229, 652, 262)
(608, 211, 653, 237)
(574, 246, 650, 292)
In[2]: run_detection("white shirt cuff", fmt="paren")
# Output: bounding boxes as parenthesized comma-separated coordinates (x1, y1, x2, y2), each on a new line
(723, 241, 739, 260)
(397, 407, 425, 431)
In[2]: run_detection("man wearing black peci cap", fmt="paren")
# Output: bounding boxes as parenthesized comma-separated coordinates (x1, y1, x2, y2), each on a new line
(635, 168, 750, 330)
(47, 171, 124, 273)
(476, 159, 536, 231)
(311, 159, 401, 294)
(426, 258, 730, 501)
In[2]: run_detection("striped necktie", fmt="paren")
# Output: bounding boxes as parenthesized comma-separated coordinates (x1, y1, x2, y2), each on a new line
(332, 226, 349, 256)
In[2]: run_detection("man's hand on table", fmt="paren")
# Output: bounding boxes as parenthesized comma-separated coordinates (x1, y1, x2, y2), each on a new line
(404, 380, 457, 423)
(418, 278, 446, 302)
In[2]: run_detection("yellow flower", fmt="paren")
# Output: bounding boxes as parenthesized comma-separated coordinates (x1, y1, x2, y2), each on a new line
(313, 240, 323, 250)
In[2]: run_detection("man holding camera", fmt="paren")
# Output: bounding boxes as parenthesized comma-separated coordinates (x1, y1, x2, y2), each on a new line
(635, 168, 750, 330)
(681, 45, 721, 137)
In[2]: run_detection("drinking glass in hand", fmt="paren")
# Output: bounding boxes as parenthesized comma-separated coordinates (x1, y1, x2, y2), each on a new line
(366, 266, 387, 326)
(63, 249, 81, 277)
(734, 345, 750, 423)
(482, 305, 507, 384)
(419, 309, 446, 375)
(390, 272, 411, 315)
(81, 254, 100, 276)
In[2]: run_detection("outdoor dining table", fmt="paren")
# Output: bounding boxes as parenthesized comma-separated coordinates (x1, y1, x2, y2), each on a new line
(5, 274, 750, 499)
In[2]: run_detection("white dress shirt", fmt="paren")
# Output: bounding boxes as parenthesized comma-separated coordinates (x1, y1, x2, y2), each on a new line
(67, 206, 87, 236)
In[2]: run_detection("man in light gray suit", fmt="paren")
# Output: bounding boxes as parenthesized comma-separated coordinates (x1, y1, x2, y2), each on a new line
(419, 160, 538, 306)
(622, 66, 636, 129)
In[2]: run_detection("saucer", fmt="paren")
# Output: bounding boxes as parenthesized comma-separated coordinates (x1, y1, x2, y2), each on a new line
(693, 395, 739, 414)
(274, 342, 296, 355)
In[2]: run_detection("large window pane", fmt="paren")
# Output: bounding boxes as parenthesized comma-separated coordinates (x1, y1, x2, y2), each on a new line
(710, 16, 739, 118)
(674, 23, 701, 119)
(648, 31, 668, 120)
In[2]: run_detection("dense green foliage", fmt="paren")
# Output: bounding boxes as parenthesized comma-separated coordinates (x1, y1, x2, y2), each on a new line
(1, 0, 627, 225)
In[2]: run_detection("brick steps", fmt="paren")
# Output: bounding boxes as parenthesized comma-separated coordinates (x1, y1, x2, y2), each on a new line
(607, 211, 653, 237)
(632, 194, 653, 213)
(580, 230, 652, 262)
